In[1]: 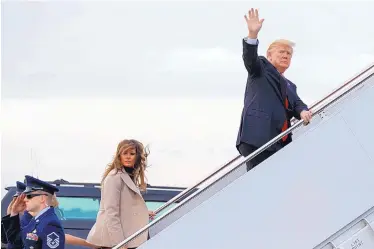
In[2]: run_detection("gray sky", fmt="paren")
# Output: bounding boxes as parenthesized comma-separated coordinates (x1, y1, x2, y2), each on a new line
(1, 1, 374, 193)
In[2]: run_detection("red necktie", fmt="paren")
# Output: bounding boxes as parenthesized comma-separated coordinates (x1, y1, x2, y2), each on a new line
(281, 97, 289, 142)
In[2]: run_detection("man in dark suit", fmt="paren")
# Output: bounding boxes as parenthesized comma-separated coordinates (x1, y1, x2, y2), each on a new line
(236, 8, 312, 171)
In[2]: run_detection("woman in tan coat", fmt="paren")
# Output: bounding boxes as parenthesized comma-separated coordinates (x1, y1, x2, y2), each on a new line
(86, 139, 154, 249)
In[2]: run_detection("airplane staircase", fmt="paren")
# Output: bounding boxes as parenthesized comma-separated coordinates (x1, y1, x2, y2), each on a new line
(114, 63, 374, 249)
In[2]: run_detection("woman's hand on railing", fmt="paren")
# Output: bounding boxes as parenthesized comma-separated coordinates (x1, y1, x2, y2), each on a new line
(148, 210, 156, 221)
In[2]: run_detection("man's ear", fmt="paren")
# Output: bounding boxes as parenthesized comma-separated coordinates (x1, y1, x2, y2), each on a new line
(266, 50, 271, 61)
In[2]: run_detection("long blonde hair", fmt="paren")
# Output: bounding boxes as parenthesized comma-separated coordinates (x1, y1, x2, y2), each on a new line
(102, 139, 149, 191)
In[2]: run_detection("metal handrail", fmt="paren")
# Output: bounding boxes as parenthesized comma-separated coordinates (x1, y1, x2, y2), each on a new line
(153, 62, 374, 216)
(112, 64, 374, 249)
(290, 62, 374, 124)
(152, 154, 241, 213)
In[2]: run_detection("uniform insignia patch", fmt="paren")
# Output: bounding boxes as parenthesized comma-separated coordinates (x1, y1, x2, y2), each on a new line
(46, 232, 59, 248)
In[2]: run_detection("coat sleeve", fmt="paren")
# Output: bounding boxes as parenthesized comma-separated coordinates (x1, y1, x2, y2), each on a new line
(2, 216, 9, 244)
(242, 38, 264, 76)
(1, 214, 23, 248)
(289, 91, 309, 119)
(102, 174, 125, 245)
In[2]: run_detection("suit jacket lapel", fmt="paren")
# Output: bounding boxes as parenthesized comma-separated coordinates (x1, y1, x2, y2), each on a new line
(119, 169, 141, 196)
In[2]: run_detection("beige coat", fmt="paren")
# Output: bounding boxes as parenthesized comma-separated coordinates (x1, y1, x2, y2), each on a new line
(86, 168, 149, 248)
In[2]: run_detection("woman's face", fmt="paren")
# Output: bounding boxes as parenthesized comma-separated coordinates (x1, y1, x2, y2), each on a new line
(120, 147, 137, 168)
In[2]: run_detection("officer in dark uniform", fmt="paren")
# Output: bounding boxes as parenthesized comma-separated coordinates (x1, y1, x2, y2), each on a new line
(2, 175, 65, 249)
(2, 181, 32, 249)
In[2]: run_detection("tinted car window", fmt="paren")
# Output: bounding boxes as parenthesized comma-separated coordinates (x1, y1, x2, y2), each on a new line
(146, 201, 176, 216)
(56, 197, 176, 221)
(57, 197, 100, 220)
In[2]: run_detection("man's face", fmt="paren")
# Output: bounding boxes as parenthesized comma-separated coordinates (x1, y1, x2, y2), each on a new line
(267, 44, 293, 74)
(24, 192, 47, 212)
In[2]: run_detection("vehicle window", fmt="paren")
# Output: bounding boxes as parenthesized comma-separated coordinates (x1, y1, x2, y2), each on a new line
(55, 198, 176, 221)
(57, 197, 100, 220)
(146, 201, 177, 216)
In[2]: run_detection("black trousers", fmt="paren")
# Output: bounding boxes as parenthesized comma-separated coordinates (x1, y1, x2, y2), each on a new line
(237, 142, 277, 171)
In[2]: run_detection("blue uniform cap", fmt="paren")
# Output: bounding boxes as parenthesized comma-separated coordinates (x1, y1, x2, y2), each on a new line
(13, 181, 26, 197)
(23, 175, 59, 195)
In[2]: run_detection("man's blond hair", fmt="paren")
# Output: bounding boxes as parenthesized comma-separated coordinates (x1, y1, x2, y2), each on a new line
(267, 39, 295, 57)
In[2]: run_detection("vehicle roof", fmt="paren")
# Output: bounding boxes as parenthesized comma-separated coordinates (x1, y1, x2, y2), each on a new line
(4, 178, 187, 191)
(3, 178, 190, 202)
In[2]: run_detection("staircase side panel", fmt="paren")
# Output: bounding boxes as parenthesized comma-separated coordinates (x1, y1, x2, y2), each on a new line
(139, 78, 374, 249)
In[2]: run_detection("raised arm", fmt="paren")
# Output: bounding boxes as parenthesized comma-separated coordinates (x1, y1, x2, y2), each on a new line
(242, 8, 265, 76)
(242, 38, 262, 75)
